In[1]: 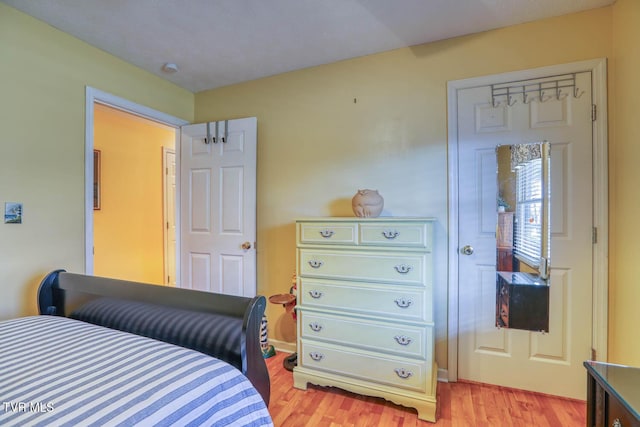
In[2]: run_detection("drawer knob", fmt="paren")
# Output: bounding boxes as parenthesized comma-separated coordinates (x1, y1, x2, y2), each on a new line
(612, 419, 622, 427)
(394, 335, 413, 346)
(309, 352, 324, 361)
(308, 260, 324, 269)
(309, 290, 324, 299)
(382, 230, 400, 239)
(309, 322, 323, 332)
(394, 368, 413, 379)
(319, 229, 334, 238)
(394, 297, 413, 308)
(394, 264, 413, 274)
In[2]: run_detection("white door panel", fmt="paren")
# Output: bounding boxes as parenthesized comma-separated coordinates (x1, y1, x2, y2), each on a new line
(180, 118, 257, 297)
(457, 72, 593, 399)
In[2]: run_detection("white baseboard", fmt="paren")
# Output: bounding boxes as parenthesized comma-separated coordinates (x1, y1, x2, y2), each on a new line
(269, 339, 296, 354)
(438, 368, 449, 382)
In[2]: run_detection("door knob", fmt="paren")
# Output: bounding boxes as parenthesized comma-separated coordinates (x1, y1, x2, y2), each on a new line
(461, 245, 474, 255)
(241, 241, 252, 250)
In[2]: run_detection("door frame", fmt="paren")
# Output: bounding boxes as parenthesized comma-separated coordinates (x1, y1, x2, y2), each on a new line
(446, 58, 609, 382)
(84, 87, 188, 277)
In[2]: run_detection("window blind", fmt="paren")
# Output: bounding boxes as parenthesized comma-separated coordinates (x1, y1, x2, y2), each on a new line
(514, 158, 543, 267)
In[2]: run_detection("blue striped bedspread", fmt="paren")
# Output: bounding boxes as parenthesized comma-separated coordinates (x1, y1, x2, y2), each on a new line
(0, 316, 273, 427)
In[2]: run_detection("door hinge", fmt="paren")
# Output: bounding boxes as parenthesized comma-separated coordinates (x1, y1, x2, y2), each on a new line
(592, 227, 598, 244)
(591, 104, 597, 121)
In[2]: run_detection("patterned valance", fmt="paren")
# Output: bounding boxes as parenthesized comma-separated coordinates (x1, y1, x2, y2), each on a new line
(511, 142, 542, 171)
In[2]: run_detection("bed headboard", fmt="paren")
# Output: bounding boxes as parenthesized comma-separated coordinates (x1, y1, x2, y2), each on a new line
(37, 270, 270, 405)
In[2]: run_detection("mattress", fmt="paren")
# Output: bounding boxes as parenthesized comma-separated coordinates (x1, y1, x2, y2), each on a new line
(0, 316, 273, 427)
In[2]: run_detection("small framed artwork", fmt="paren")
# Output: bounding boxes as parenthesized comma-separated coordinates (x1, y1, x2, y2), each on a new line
(93, 150, 101, 210)
(5, 202, 23, 224)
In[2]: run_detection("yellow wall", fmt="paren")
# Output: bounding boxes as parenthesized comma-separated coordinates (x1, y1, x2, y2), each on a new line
(610, 0, 640, 365)
(93, 104, 175, 285)
(194, 7, 613, 369)
(0, 3, 193, 320)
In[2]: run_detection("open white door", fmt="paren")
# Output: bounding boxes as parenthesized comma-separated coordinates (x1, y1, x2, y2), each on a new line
(180, 118, 257, 297)
(163, 147, 176, 286)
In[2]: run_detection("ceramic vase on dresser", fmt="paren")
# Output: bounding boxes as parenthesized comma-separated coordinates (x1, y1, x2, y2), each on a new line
(293, 217, 437, 422)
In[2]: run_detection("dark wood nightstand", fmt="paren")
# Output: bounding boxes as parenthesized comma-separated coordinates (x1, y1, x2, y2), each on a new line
(584, 361, 640, 427)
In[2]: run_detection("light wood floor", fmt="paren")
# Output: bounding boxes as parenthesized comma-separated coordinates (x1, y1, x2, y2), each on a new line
(265, 352, 586, 426)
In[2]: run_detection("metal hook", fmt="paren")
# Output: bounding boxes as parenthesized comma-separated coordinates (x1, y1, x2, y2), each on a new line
(538, 83, 549, 103)
(522, 86, 531, 104)
(555, 81, 569, 101)
(506, 87, 517, 106)
(572, 73, 584, 98)
(205, 122, 211, 144)
(490, 85, 500, 108)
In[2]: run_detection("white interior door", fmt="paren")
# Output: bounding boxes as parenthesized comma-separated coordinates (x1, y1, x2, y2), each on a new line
(180, 117, 257, 297)
(163, 147, 176, 286)
(457, 72, 593, 399)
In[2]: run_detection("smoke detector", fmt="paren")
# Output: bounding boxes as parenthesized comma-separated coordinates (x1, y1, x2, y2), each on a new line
(161, 63, 179, 73)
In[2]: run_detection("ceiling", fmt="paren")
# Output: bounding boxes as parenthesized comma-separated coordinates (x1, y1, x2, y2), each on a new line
(3, 0, 614, 93)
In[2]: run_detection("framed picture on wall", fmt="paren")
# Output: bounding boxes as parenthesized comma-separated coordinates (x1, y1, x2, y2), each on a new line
(93, 149, 101, 210)
(4, 202, 23, 224)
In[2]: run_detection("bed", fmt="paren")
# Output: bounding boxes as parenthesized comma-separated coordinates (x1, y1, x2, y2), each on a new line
(0, 270, 273, 427)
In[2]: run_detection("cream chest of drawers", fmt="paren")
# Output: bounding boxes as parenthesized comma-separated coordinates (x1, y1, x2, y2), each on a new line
(293, 217, 437, 422)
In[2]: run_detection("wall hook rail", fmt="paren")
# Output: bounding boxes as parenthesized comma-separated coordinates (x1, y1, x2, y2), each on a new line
(490, 73, 582, 108)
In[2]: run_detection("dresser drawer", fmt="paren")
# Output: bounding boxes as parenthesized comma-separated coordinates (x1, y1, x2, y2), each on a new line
(359, 223, 431, 249)
(299, 278, 431, 322)
(299, 249, 428, 285)
(300, 311, 431, 359)
(299, 340, 428, 392)
(298, 222, 357, 245)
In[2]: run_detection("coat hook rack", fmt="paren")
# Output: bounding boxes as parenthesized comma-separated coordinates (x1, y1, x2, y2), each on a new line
(491, 73, 583, 108)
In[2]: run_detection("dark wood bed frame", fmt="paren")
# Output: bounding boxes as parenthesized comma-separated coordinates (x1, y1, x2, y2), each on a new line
(37, 269, 270, 405)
